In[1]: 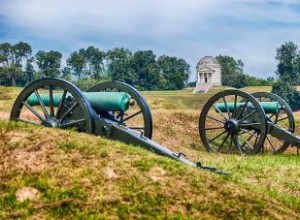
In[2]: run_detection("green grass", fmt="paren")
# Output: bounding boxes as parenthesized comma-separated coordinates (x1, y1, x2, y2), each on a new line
(1, 85, 300, 219)
(0, 120, 299, 219)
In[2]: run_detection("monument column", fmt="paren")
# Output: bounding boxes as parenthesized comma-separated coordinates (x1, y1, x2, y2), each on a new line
(200, 73, 203, 84)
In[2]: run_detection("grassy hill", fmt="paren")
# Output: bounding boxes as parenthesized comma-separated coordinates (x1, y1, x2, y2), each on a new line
(0, 85, 300, 219)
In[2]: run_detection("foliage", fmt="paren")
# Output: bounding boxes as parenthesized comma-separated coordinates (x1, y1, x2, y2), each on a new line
(216, 55, 246, 88)
(272, 80, 300, 111)
(106, 48, 136, 84)
(0, 40, 277, 90)
(216, 55, 272, 88)
(0, 42, 32, 86)
(272, 41, 300, 110)
(244, 74, 272, 86)
(157, 55, 190, 90)
(67, 46, 106, 80)
(274, 82, 300, 111)
(24, 57, 37, 84)
(67, 51, 85, 80)
(187, 81, 196, 87)
(275, 41, 300, 84)
(35, 50, 62, 78)
(82, 46, 106, 79)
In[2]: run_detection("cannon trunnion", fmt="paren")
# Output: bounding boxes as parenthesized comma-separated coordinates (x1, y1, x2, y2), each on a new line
(199, 89, 299, 155)
(10, 78, 228, 175)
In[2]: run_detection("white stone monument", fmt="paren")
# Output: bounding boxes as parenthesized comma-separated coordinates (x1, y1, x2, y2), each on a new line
(193, 56, 221, 93)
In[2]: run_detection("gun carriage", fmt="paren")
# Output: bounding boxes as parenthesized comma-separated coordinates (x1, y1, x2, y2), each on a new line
(10, 78, 228, 175)
(199, 89, 299, 155)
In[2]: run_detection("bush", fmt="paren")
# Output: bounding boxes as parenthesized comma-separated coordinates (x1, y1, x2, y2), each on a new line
(271, 80, 300, 111)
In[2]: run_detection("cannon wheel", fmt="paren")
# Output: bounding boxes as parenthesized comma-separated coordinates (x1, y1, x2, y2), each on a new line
(199, 89, 267, 154)
(10, 78, 94, 133)
(252, 92, 295, 153)
(87, 81, 153, 138)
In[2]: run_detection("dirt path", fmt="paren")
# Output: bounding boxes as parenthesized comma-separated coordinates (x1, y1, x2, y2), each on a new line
(0, 111, 9, 120)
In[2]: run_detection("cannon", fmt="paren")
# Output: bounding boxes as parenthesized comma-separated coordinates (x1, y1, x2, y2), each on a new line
(10, 78, 228, 175)
(199, 89, 299, 155)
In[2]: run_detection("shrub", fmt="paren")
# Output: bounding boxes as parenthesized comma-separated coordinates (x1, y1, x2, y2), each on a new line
(271, 80, 300, 111)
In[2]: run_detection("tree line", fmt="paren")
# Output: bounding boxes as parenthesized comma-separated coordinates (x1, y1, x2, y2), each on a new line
(215, 55, 273, 88)
(0, 42, 190, 90)
(1, 40, 295, 93)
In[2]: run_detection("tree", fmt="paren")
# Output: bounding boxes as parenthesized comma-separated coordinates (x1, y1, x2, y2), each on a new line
(106, 48, 136, 85)
(132, 50, 157, 89)
(0, 42, 32, 86)
(157, 55, 190, 90)
(24, 57, 36, 84)
(61, 67, 72, 80)
(83, 46, 106, 79)
(272, 41, 300, 110)
(275, 41, 300, 84)
(216, 55, 246, 88)
(12, 42, 32, 66)
(35, 50, 62, 78)
(67, 51, 85, 79)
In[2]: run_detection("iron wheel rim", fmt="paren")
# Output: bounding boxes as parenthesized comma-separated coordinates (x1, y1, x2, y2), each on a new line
(199, 89, 267, 154)
(10, 78, 94, 133)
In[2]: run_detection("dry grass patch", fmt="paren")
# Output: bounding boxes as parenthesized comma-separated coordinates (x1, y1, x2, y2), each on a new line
(0, 121, 299, 219)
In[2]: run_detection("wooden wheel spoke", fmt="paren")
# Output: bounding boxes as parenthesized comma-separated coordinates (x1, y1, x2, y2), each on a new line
(232, 95, 238, 118)
(24, 102, 46, 122)
(49, 86, 55, 117)
(233, 135, 243, 154)
(239, 133, 255, 152)
(240, 128, 260, 138)
(60, 118, 86, 128)
(236, 100, 249, 120)
(204, 126, 224, 131)
(16, 118, 39, 125)
(268, 113, 276, 120)
(213, 104, 228, 120)
(276, 116, 289, 123)
(206, 115, 225, 124)
(222, 96, 231, 118)
(266, 135, 276, 152)
(218, 133, 230, 151)
(56, 90, 68, 119)
(34, 90, 50, 119)
(123, 110, 142, 122)
(60, 101, 79, 121)
(239, 110, 256, 123)
(208, 130, 227, 143)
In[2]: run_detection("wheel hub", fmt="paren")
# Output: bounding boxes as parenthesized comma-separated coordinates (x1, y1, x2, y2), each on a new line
(42, 118, 59, 128)
(224, 119, 239, 135)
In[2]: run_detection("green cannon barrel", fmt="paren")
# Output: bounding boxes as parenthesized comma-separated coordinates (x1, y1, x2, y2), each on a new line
(27, 92, 131, 112)
(215, 102, 280, 114)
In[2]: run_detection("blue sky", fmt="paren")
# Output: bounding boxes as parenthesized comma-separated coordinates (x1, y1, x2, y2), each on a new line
(1, 0, 300, 80)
